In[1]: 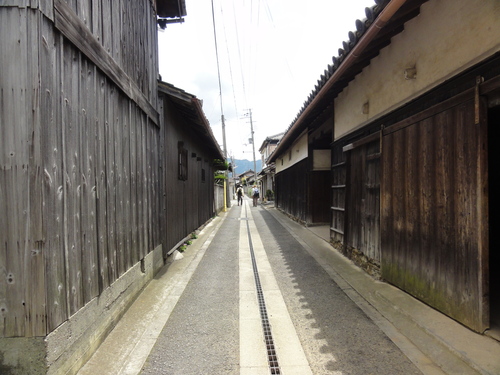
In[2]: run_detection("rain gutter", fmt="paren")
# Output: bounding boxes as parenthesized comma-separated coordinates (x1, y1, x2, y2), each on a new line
(270, 0, 408, 162)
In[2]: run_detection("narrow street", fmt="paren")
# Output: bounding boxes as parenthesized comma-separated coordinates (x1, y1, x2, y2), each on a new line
(87, 196, 418, 374)
(138, 198, 421, 375)
(78, 197, 498, 375)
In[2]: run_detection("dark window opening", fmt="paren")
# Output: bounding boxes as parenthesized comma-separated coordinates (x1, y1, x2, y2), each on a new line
(178, 142, 188, 181)
(488, 104, 500, 336)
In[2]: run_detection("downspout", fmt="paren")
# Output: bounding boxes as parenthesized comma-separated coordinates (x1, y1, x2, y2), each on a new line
(276, 0, 408, 154)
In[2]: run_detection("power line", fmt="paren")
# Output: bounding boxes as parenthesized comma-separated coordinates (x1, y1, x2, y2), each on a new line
(211, 0, 232, 211)
(220, 4, 241, 135)
(210, 0, 227, 159)
(231, 1, 248, 108)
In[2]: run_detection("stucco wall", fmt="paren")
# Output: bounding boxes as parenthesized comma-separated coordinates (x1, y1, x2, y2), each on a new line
(313, 150, 331, 171)
(334, 0, 500, 139)
(275, 132, 308, 173)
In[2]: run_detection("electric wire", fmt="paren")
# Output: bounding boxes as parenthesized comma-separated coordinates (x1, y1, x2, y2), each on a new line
(210, 0, 227, 158)
(231, 0, 248, 108)
(220, 5, 241, 135)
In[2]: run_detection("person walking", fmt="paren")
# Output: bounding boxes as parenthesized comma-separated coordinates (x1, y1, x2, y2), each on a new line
(236, 185, 243, 206)
(251, 185, 260, 207)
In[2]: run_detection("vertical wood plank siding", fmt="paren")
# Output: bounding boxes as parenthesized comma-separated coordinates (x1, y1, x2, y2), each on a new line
(0, 6, 47, 337)
(330, 146, 347, 242)
(161, 96, 217, 254)
(309, 171, 330, 223)
(0, 1, 160, 336)
(53, 0, 158, 124)
(275, 159, 308, 224)
(345, 139, 380, 263)
(381, 97, 487, 332)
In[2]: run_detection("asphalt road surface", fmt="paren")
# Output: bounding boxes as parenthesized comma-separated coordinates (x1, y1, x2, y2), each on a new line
(140, 198, 421, 375)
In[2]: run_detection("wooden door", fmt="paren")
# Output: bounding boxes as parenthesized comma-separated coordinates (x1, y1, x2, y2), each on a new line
(309, 171, 331, 224)
(344, 134, 381, 264)
(381, 91, 488, 332)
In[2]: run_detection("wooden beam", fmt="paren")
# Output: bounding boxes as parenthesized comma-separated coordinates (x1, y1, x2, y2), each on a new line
(53, 0, 159, 125)
(343, 132, 380, 152)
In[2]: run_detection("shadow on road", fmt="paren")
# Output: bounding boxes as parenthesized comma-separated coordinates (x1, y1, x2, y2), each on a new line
(255, 209, 421, 375)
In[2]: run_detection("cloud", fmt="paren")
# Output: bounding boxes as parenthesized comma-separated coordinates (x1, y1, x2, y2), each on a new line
(159, 0, 375, 159)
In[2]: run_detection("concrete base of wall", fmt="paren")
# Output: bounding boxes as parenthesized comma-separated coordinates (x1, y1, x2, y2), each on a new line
(275, 207, 307, 227)
(0, 245, 164, 375)
(0, 337, 46, 375)
(332, 242, 381, 280)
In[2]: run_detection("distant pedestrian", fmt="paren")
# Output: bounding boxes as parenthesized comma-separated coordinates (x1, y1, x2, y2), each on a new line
(252, 185, 260, 207)
(236, 185, 243, 206)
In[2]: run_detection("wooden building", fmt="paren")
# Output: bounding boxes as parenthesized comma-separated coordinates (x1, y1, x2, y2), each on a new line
(258, 132, 283, 201)
(0, 1, 222, 373)
(158, 82, 224, 254)
(270, 119, 333, 225)
(238, 169, 257, 187)
(269, 0, 500, 335)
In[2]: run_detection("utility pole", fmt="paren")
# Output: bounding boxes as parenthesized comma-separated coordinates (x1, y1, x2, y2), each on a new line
(221, 114, 228, 211)
(230, 154, 237, 180)
(210, 0, 229, 210)
(243, 109, 257, 184)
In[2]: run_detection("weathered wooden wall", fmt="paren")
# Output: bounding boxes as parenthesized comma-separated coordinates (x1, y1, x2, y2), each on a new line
(0, 5, 46, 338)
(345, 135, 381, 263)
(0, 0, 160, 337)
(381, 93, 488, 332)
(330, 57, 500, 331)
(330, 145, 347, 243)
(308, 171, 330, 224)
(52, 0, 158, 111)
(161, 96, 216, 254)
(275, 159, 308, 223)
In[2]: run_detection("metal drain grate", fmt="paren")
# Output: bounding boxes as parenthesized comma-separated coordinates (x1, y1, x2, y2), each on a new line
(245, 207, 282, 375)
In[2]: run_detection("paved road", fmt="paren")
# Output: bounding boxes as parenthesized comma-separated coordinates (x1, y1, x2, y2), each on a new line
(140, 198, 421, 375)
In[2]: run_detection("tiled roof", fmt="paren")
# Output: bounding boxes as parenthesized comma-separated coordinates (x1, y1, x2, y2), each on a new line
(259, 132, 285, 152)
(269, 0, 429, 162)
(265, 132, 286, 141)
(290, 1, 387, 126)
(237, 170, 256, 178)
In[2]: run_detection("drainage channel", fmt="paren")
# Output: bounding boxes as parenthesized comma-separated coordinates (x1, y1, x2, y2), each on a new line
(245, 205, 282, 375)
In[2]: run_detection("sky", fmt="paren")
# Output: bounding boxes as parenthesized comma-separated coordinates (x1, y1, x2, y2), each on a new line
(158, 0, 376, 160)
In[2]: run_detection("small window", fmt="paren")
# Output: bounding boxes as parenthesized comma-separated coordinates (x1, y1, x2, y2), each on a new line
(178, 142, 188, 181)
(201, 168, 206, 183)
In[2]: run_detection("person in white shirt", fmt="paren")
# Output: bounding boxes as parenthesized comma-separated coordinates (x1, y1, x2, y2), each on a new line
(251, 185, 260, 207)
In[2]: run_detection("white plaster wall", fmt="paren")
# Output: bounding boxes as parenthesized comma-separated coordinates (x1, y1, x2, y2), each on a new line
(262, 143, 277, 167)
(313, 150, 331, 170)
(275, 132, 308, 173)
(335, 0, 500, 139)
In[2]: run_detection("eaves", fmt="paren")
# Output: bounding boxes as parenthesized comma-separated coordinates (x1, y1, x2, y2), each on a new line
(158, 81, 225, 161)
(268, 0, 429, 163)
